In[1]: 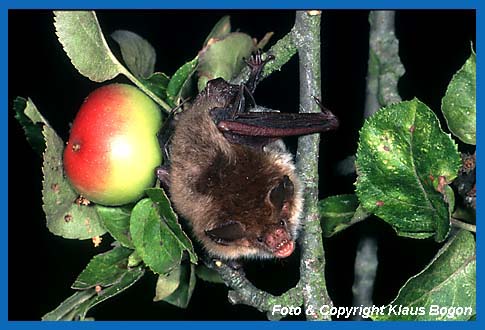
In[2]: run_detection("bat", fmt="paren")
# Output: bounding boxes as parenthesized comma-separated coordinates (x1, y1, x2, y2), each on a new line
(157, 51, 338, 260)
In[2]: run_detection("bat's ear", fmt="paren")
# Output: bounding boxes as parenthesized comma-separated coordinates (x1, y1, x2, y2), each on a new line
(205, 221, 246, 245)
(269, 175, 294, 210)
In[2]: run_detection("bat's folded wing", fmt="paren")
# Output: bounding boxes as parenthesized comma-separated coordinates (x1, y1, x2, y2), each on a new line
(217, 111, 339, 138)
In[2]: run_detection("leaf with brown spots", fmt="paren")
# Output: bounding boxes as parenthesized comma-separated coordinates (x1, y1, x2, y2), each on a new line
(72, 246, 132, 290)
(42, 122, 106, 239)
(356, 99, 461, 242)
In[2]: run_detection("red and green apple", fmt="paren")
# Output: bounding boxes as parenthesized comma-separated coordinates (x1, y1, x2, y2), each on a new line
(64, 83, 162, 206)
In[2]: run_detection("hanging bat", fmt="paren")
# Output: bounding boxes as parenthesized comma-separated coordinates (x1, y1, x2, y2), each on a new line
(157, 52, 338, 260)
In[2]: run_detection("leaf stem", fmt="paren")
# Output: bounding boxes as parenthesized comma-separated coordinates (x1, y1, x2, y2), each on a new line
(451, 218, 476, 233)
(120, 66, 173, 113)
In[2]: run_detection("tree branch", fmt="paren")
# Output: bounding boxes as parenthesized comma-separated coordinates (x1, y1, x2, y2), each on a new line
(365, 11, 405, 117)
(204, 258, 303, 320)
(293, 10, 333, 321)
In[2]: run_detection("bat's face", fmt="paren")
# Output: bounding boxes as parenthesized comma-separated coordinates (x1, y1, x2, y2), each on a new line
(205, 219, 296, 259)
(201, 162, 303, 259)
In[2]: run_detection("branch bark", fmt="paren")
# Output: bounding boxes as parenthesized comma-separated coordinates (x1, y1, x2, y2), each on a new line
(205, 259, 303, 320)
(365, 11, 405, 117)
(293, 10, 333, 321)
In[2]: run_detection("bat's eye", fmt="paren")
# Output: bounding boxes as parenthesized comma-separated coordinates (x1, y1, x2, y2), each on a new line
(256, 236, 264, 243)
(279, 220, 286, 227)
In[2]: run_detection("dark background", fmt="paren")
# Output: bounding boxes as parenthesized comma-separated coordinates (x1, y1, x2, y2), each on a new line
(8, 10, 475, 320)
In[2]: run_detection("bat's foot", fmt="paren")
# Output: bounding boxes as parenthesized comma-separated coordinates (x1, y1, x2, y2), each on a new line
(244, 49, 275, 93)
(244, 49, 275, 72)
(227, 50, 275, 117)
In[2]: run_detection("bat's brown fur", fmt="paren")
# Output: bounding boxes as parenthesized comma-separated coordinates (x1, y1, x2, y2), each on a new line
(169, 78, 302, 259)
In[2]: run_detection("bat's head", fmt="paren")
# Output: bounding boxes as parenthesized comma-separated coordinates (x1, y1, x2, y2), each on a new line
(199, 147, 303, 260)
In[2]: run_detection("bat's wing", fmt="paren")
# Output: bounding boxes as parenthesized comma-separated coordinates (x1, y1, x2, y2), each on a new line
(206, 51, 340, 148)
(218, 111, 339, 137)
(211, 108, 339, 148)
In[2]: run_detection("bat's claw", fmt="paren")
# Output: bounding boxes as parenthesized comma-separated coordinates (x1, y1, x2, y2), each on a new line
(312, 95, 331, 112)
(244, 49, 274, 70)
(244, 49, 275, 94)
(312, 96, 340, 130)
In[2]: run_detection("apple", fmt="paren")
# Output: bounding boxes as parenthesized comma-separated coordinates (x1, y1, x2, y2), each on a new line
(63, 83, 162, 206)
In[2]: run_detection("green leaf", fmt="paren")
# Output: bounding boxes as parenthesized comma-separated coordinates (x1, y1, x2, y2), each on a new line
(130, 198, 183, 274)
(42, 265, 144, 321)
(54, 11, 125, 82)
(75, 266, 145, 320)
(153, 266, 181, 302)
(42, 124, 106, 239)
(42, 290, 97, 321)
(54, 11, 172, 113)
(72, 246, 133, 290)
(145, 188, 198, 264)
(166, 57, 198, 105)
(197, 32, 255, 91)
(140, 72, 174, 107)
(442, 50, 476, 145)
(96, 205, 134, 248)
(373, 230, 476, 321)
(13, 97, 47, 155)
(162, 263, 196, 308)
(111, 30, 156, 79)
(319, 194, 369, 237)
(195, 264, 224, 284)
(355, 99, 461, 242)
(203, 15, 231, 46)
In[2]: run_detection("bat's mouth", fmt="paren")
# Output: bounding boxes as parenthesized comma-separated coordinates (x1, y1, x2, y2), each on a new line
(273, 239, 295, 258)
